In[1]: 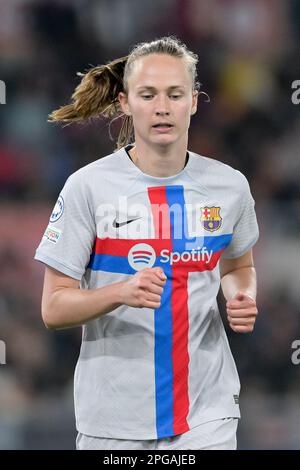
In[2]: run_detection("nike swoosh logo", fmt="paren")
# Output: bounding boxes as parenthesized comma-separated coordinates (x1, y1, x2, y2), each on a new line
(112, 217, 141, 228)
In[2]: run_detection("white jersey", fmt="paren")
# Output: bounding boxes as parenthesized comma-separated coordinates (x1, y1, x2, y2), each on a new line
(34, 145, 259, 440)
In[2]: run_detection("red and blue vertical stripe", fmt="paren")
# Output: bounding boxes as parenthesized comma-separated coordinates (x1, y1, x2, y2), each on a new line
(88, 185, 232, 438)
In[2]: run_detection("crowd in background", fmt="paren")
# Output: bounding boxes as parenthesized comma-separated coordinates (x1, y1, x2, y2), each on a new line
(0, 0, 300, 449)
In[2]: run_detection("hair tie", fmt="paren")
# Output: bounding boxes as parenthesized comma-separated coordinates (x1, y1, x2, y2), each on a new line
(105, 65, 124, 84)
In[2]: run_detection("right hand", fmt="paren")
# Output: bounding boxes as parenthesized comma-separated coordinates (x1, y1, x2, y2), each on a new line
(120, 267, 167, 309)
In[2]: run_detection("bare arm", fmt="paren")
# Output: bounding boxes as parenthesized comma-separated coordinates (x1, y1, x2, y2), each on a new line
(220, 250, 257, 301)
(220, 250, 258, 333)
(41, 266, 166, 330)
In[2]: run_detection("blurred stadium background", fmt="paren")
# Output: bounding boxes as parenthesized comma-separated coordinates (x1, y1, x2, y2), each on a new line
(0, 0, 300, 449)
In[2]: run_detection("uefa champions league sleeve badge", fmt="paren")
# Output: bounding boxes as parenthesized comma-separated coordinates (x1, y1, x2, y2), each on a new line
(50, 195, 65, 223)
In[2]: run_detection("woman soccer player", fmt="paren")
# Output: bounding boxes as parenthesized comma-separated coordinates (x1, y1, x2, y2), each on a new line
(35, 36, 259, 450)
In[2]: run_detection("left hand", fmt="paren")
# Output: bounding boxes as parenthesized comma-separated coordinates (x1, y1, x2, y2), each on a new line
(226, 291, 258, 333)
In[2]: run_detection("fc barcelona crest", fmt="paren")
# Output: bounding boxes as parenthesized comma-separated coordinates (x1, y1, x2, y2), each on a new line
(200, 206, 222, 232)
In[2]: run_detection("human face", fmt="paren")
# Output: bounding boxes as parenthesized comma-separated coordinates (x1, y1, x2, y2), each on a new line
(119, 54, 198, 149)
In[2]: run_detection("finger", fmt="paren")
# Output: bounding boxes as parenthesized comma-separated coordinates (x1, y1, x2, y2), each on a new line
(152, 267, 167, 281)
(151, 273, 167, 287)
(151, 276, 167, 287)
(148, 284, 164, 295)
(137, 271, 165, 288)
(228, 317, 256, 326)
(227, 307, 258, 318)
(145, 293, 162, 303)
(229, 323, 254, 333)
(227, 299, 256, 309)
(143, 300, 161, 309)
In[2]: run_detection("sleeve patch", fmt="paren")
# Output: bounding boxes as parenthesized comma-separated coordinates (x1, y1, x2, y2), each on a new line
(50, 195, 64, 222)
(43, 225, 62, 244)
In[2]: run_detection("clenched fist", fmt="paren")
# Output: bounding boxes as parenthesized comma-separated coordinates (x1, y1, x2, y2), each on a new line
(227, 291, 258, 333)
(120, 267, 167, 309)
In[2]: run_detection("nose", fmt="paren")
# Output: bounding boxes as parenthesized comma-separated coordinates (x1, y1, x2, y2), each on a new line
(155, 110, 170, 116)
(155, 95, 170, 116)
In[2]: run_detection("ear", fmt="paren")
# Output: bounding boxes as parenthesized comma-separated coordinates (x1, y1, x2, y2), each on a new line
(191, 90, 198, 116)
(118, 91, 131, 116)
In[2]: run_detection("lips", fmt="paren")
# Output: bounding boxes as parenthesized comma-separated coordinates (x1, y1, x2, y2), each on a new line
(152, 123, 174, 133)
(152, 123, 173, 128)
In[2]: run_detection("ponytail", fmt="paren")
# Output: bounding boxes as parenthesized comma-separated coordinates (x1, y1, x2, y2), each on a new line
(48, 56, 134, 150)
(49, 36, 204, 151)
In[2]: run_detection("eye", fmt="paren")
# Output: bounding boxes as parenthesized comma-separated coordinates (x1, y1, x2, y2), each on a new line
(170, 94, 182, 99)
(141, 94, 153, 100)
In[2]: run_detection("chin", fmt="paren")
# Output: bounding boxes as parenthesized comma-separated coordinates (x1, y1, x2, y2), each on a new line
(152, 135, 177, 144)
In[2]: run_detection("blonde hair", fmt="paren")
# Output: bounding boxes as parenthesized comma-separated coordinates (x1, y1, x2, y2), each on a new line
(49, 36, 202, 150)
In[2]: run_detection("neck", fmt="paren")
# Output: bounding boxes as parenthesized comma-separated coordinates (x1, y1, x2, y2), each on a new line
(129, 139, 188, 177)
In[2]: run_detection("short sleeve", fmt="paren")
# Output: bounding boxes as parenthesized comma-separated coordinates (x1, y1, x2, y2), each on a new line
(34, 173, 96, 280)
(221, 172, 259, 259)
